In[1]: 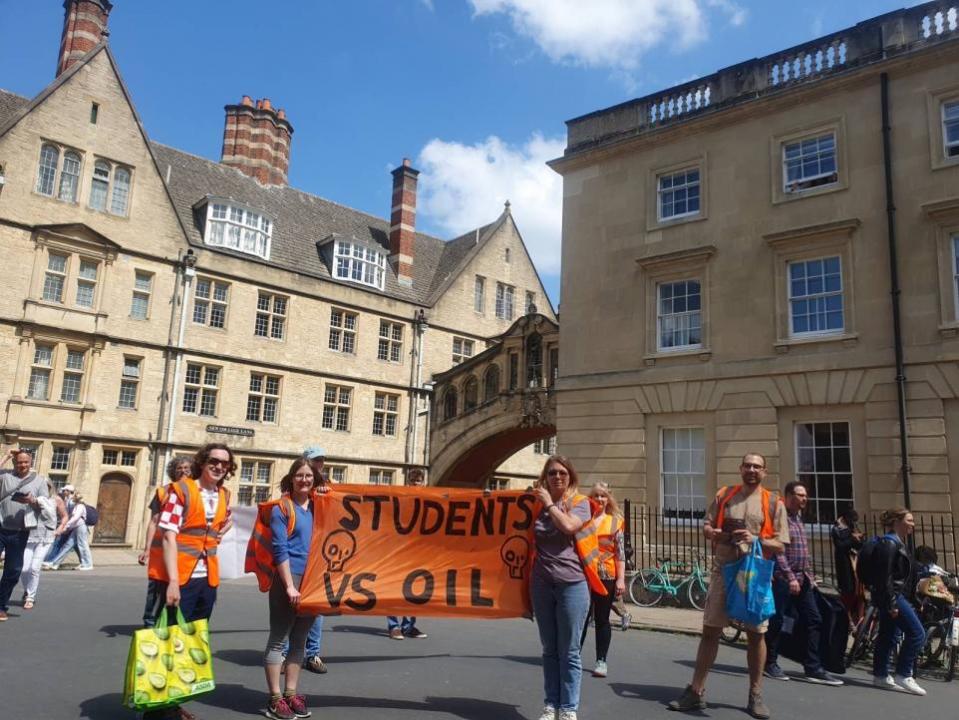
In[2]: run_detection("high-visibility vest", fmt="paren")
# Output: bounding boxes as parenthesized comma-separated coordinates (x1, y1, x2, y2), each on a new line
(713, 485, 779, 540)
(147, 478, 229, 587)
(151, 483, 171, 513)
(245, 495, 298, 592)
(596, 513, 624, 578)
(570, 493, 609, 596)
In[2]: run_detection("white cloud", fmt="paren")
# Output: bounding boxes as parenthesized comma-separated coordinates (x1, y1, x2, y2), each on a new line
(416, 133, 566, 275)
(469, 0, 746, 71)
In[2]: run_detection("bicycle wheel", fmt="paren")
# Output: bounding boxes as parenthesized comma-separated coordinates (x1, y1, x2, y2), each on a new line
(720, 624, 743, 645)
(629, 570, 665, 607)
(846, 605, 877, 669)
(685, 573, 708, 611)
(917, 624, 946, 677)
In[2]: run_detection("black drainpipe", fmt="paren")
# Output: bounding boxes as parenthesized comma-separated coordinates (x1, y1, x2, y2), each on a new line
(880, 71, 911, 508)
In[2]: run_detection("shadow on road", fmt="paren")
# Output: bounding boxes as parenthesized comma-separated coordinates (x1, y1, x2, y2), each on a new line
(215, 648, 453, 668)
(196, 685, 528, 720)
(78, 692, 126, 719)
(674, 659, 748, 677)
(456, 653, 541, 667)
(608, 681, 743, 714)
(98, 624, 138, 638)
(329, 623, 394, 637)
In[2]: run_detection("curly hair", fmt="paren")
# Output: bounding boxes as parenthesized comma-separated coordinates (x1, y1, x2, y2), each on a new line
(166, 454, 193, 482)
(279, 457, 319, 495)
(191, 443, 236, 485)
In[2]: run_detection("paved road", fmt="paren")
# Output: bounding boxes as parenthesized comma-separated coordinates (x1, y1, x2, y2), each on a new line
(1, 566, 956, 719)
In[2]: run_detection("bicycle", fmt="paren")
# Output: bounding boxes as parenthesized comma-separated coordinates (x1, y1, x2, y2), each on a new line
(628, 552, 709, 611)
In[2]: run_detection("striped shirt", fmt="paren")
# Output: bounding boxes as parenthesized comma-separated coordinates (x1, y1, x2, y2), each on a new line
(775, 510, 811, 583)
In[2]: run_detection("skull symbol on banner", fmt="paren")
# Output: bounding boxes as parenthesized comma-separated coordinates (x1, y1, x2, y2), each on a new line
(321, 529, 357, 573)
(500, 535, 530, 580)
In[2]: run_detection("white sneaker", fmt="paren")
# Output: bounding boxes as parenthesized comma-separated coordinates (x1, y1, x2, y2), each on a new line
(537, 706, 557, 720)
(558, 711, 578, 720)
(592, 659, 608, 677)
(873, 674, 896, 690)
(41, 562, 54, 570)
(77, 565, 94, 571)
(894, 675, 926, 696)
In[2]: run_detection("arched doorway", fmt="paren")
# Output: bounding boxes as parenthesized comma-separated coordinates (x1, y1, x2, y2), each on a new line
(96, 473, 132, 543)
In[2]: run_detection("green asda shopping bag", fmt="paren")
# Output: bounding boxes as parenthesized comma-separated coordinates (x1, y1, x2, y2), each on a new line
(123, 608, 215, 710)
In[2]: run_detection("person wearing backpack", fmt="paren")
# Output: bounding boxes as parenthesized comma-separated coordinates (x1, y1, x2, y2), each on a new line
(868, 507, 926, 696)
(42, 485, 94, 570)
(258, 457, 320, 720)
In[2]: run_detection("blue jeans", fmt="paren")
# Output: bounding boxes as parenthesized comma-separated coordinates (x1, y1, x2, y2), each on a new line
(765, 576, 822, 674)
(874, 594, 924, 678)
(531, 573, 590, 712)
(282, 615, 323, 659)
(45, 524, 92, 567)
(387, 616, 416, 633)
(0, 528, 29, 611)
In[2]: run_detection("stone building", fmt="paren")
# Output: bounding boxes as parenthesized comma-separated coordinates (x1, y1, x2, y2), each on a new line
(550, 3, 959, 526)
(0, 0, 555, 548)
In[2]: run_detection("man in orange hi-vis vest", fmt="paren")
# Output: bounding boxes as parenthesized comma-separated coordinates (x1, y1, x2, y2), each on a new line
(145, 443, 233, 720)
(669, 453, 789, 720)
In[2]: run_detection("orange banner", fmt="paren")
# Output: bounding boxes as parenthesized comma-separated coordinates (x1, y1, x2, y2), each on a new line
(299, 485, 536, 618)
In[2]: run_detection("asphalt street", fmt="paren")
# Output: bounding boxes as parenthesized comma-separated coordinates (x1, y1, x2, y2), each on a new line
(1, 566, 957, 719)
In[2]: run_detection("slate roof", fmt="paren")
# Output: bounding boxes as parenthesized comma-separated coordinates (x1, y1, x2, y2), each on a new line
(0, 81, 514, 308)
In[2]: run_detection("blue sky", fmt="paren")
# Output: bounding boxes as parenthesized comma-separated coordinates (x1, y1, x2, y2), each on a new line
(0, 0, 916, 307)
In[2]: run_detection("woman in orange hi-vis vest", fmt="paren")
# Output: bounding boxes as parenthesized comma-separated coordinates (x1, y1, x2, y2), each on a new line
(259, 457, 322, 720)
(530, 455, 595, 720)
(579, 483, 626, 680)
(145, 443, 234, 720)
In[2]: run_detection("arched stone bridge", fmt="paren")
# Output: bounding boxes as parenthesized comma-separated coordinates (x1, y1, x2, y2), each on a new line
(429, 311, 559, 487)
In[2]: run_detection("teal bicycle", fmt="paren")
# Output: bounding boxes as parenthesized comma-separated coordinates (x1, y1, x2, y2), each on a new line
(628, 552, 709, 610)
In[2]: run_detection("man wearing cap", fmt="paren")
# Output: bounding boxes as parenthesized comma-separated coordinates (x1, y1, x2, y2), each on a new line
(0, 448, 52, 621)
(298, 446, 329, 673)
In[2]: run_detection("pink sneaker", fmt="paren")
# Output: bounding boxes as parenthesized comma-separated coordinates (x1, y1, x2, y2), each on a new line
(286, 694, 311, 718)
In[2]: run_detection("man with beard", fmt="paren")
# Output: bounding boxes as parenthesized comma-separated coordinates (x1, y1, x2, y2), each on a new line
(669, 453, 789, 719)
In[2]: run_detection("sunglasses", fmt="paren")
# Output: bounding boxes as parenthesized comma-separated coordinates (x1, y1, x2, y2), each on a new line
(206, 458, 230, 469)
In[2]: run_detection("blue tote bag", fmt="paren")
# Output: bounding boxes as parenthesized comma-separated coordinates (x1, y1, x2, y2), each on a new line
(723, 539, 776, 626)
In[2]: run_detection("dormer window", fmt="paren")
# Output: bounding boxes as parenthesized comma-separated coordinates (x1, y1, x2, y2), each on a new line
(203, 200, 273, 260)
(333, 240, 386, 290)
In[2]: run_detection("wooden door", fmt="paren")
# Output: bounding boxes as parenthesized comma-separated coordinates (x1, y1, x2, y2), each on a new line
(96, 473, 131, 543)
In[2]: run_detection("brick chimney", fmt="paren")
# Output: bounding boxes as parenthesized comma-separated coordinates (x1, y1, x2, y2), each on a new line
(56, 0, 112, 77)
(389, 158, 419, 287)
(220, 96, 294, 186)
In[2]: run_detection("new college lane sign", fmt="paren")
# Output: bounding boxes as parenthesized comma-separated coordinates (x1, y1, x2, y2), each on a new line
(299, 486, 536, 618)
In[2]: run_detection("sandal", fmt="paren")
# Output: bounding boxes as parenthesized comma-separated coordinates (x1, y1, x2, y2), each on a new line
(24, 599, 34, 609)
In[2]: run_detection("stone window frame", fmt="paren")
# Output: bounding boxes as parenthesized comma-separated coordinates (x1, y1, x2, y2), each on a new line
(369, 468, 395, 486)
(495, 282, 515, 320)
(321, 383, 353, 432)
(764, 218, 860, 353)
(22, 336, 94, 407)
(254, 290, 288, 341)
(34, 140, 84, 204)
(192, 276, 230, 330)
(924, 198, 959, 336)
(182, 362, 220, 417)
(237, 459, 273, 506)
(474, 275, 485, 315)
(927, 84, 959, 171)
(770, 117, 848, 205)
(327, 465, 348, 484)
(246, 372, 281, 424)
(87, 156, 134, 218)
(777, 404, 867, 528)
(30, 234, 114, 315)
(328, 307, 358, 354)
(117, 355, 142, 410)
(452, 336, 475, 365)
(644, 411, 716, 524)
(130, 270, 153, 320)
(377, 320, 404, 363)
(647, 155, 708, 231)
(638, 245, 715, 365)
(372, 391, 400, 437)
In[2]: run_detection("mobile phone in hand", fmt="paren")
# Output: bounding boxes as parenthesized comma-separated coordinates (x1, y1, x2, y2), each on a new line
(11, 491, 28, 502)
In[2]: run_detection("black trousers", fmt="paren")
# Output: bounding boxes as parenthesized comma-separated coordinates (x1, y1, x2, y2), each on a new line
(765, 576, 823, 674)
(580, 578, 618, 662)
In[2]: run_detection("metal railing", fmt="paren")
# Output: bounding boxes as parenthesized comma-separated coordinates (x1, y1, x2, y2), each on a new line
(623, 500, 959, 588)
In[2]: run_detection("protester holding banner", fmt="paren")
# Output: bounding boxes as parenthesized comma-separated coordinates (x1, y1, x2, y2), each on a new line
(261, 457, 320, 720)
(579, 482, 626, 679)
(387, 466, 429, 640)
(295, 446, 330, 674)
(144, 443, 234, 720)
(531, 455, 594, 720)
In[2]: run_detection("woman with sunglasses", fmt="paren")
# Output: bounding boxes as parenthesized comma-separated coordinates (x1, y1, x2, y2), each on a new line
(530, 455, 593, 720)
(262, 458, 321, 720)
(145, 443, 234, 720)
(580, 483, 626, 679)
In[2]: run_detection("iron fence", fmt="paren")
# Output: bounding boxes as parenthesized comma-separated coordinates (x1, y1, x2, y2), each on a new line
(623, 500, 959, 589)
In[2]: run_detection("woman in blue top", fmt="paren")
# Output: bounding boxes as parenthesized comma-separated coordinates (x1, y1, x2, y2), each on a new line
(871, 507, 926, 696)
(263, 458, 319, 720)
(531, 455, 592, 720)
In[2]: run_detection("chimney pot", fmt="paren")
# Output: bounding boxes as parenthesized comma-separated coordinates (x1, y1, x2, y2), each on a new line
(402, 157, 412, 167)
(241, 95, 254, 107)
(261, 98, 272, 111)
(256, 99, 264, 109)
(276, 109, 286, 120)
(221, 97, 294, 187)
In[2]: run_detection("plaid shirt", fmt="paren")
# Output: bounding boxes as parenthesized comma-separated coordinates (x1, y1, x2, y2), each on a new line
(775, 510, 812, 583)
